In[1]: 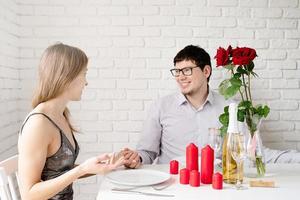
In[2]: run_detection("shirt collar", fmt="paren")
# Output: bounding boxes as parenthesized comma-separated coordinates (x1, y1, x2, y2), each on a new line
(176, 87, 216, 107)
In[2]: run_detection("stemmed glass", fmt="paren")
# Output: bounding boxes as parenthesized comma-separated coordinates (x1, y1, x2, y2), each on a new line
(229, 132, 247, 190)
(208, 128, 222, 170)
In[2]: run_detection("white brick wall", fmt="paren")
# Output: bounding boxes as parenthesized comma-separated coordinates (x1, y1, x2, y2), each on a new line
(0, 0, 20, 161)
(0, 0, 300, 199)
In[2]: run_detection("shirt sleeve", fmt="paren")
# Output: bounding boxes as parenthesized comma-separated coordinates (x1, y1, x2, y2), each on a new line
(136, 101, 162, 164)
(264, 146, 300, 163)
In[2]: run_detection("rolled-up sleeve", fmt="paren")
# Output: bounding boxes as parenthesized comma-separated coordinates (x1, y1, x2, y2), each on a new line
(136, 101, 162, 164)
(264, 147, 300, 163)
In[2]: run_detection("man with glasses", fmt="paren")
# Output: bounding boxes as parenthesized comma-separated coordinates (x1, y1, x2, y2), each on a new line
(122, 45, 300, 168)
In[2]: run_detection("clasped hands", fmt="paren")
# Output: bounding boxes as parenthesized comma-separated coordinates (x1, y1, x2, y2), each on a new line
(102, 148, 141, 169)
(78, 148, 140, 177)
(120, 148, 141, 169)
(100, 148, 141, 169)
(104, 148, 141, 169)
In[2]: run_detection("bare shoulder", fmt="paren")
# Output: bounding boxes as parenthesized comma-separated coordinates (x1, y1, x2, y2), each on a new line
(19, 113, 56, 149)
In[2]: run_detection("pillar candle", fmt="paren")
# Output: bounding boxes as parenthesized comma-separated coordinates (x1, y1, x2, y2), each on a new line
(170, 160, 179, 174)
(186, 143, 198, 171)
(212, 173, 223, 190)
(180, 168, 189, 184)
(189, 170, 200, 187)
(201, 145, 214, 184)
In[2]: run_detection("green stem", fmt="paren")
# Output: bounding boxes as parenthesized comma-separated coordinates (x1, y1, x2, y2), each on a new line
(247, 74, 252, 102)
(231, 69, 245, 102)
(241, 73, 249, 101)
(242, 71, 255, 135)
(255, 156, 266, 176)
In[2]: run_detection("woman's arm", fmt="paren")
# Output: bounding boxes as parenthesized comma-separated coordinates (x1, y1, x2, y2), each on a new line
(18, 115, 125, 200)
(18, 115, 85, 200)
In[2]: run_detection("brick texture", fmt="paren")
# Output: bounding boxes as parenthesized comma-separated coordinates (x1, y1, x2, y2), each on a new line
(0, 0, 300, 199)
(0, 0, 20, 161)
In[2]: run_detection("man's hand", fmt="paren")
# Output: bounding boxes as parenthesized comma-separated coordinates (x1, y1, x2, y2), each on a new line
(121, 148, 141, 169)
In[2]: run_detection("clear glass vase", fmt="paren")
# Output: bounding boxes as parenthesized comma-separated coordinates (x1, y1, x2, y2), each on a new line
(244, 121, 266, 177)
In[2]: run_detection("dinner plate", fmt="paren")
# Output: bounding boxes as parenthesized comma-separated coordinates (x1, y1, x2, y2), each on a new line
(105, 169, 171, 186)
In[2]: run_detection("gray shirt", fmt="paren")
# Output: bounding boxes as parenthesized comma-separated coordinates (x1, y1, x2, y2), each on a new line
(137, 90, 299, 164)
(137, 90, 229, 164)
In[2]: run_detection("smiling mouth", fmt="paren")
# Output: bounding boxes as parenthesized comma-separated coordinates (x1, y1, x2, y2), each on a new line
(179, 82, 190, 87)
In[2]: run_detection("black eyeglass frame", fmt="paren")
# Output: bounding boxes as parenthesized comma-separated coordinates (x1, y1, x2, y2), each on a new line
(170, 66, 200, 77)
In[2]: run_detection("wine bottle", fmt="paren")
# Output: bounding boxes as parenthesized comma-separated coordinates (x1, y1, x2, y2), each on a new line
(222, 103, 243, 184)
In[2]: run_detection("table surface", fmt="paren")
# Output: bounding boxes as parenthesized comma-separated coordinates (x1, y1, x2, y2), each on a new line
(97, 164, 300, 200)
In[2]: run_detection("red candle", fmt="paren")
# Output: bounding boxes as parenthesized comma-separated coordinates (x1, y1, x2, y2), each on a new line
(189, 170, 200, 187)
(201, 145, 214, 184)
(180, 168, 189, 184)
(169, 160, 179, 174)
(186, 143, 198, 171)
(212, 173, 223, 190)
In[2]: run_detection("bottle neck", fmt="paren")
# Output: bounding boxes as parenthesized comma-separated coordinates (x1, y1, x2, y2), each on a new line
(228, 105, 239, 133)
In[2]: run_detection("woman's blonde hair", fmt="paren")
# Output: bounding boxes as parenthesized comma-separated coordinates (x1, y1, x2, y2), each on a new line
(32, 43, 88, 132)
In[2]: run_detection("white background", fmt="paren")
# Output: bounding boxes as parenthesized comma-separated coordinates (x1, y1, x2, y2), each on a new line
(0, 0, 300, 199)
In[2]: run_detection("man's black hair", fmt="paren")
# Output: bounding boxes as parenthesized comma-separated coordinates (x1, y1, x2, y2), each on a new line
(173, 45, 212, 82)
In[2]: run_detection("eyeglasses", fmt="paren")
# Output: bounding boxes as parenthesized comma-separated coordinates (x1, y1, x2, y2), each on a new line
(170, 66, 199, 77)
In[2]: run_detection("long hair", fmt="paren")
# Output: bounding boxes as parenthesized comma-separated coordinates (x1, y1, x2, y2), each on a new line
(32, 43, 88, 132)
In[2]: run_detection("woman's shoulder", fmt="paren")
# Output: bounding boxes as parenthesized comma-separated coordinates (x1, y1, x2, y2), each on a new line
(20, 110, 57, 140)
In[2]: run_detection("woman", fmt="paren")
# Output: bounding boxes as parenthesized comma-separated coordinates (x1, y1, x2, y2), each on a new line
(18, 43, 124, 200)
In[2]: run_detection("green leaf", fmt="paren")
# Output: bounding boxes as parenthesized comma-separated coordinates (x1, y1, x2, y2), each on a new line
(251, 71, 259, 78)
(219, 79, 230, 96)
(238, 101, 252, 110)
(230, 77, 242, 87)
(237, 109, 245, 122)
(237, 66, 248, 75)
(219, 77, 242, 99)
(263, 106, 270, 118)
(254, 105, 269, 118)
(255, 105, 264, 116)
(246, 61, 255, 72)
(219, 110, 229, 138)
(224, 105, 229, 113)
(219, 112, 229, 126)
(233, 73, 241, 79)
(225, 86, 239, 99)
(219, 125, 228, 138)
(224, 64, 235, 70)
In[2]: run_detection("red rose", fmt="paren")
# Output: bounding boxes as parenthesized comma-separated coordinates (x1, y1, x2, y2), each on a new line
(227, 45, 233, 56)
(232, 47, 257, 65)
(214, 47, 230, 67)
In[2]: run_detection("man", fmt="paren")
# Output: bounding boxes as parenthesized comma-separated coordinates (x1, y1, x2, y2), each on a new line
(123, 45, 299, 169)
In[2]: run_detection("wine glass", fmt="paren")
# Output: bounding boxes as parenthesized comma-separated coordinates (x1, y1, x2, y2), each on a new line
(208, 128, 222, 170)
(230, 132, 247, 190)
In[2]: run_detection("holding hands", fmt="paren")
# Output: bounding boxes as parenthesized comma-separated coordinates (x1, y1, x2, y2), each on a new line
(79, 153, 125, 176)
(79, 148, 142, 177)
(121, 148, 141, 169)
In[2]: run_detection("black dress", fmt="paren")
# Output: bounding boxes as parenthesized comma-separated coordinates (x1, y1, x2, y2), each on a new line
(20, 113, 79, 200)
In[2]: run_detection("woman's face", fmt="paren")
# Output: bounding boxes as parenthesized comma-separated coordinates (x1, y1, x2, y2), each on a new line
(66, 67, 88, 101)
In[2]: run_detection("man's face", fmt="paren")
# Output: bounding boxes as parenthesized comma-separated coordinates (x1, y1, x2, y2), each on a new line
(174, 60, 210, 96)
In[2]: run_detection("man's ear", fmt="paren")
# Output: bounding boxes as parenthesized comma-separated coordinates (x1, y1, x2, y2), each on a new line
(203, 65, 211, 78)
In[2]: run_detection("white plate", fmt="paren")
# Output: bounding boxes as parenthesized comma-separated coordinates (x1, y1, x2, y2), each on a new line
(105, 169, 171, 186)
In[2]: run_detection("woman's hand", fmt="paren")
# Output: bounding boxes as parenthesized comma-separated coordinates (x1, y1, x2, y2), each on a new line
(79, 153, 125, 175)
(121, 148, 141, 169)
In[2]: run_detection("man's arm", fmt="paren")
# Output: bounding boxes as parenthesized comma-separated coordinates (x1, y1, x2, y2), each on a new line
(136, 100, 162, 164)
(123, 101, 162, 168)
(264, 147, 300, 163)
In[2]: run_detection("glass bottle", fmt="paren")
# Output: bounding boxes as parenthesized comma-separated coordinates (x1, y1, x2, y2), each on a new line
(222, 103, 243, 184)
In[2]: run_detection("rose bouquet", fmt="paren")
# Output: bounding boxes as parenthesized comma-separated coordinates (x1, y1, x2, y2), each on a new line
(214, 46, 270, 176)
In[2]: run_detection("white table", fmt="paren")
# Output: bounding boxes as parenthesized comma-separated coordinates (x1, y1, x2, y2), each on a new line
(97, 164, 300, 200)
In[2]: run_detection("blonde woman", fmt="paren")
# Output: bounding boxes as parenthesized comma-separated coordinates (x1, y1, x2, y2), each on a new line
(18, 43, 124, 200)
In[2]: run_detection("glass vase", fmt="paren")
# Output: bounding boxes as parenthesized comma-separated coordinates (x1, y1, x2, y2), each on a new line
(244, 122, 266, 177)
